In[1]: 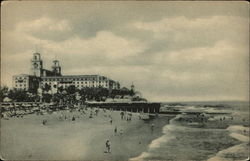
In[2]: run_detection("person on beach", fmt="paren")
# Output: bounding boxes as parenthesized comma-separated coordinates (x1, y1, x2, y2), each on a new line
(120, 111, 124, 120)
(110, 118, 113, 124)
(120, 129, 123, 136)
(89, 113, 93, 118)
(151, 123, 154, 133)
(114, 126, 117, 135)
(105, 140, 111, 153)
(42, 119, 47, 125)
(72, 115, 75, 121)
(59, 114, 63, 120)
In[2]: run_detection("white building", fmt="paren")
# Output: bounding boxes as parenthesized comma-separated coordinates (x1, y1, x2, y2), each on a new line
(41, 75, 120, 90)
(13, 53, 120, 91)
(12, 74, 40, 91)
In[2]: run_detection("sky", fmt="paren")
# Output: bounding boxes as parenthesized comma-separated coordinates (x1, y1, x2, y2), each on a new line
(1, 1, 249, 102)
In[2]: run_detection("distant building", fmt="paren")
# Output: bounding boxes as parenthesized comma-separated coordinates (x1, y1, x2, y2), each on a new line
(13, 52, 120, 91)
(12, 74, 40, 91)
(31, 53, 61, 77)
(41, 75, 120, 90)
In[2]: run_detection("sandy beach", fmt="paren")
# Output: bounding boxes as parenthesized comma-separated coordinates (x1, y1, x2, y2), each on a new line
(1, 108, 174, 160)
(1, 101, 249, 161)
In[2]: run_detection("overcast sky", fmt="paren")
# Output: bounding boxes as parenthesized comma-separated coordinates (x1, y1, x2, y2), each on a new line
(1, 1, 249, 102)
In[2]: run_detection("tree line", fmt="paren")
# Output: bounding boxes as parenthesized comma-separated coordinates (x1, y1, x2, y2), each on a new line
(0, 85, 147, 103)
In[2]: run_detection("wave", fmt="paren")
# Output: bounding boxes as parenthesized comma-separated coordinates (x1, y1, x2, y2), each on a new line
(129, 116, 180, 161)
(207, 143, 249, 161)
(130, 114, 249, 161)
(207, 125, 249, 161)
(227, 125, 249, 143)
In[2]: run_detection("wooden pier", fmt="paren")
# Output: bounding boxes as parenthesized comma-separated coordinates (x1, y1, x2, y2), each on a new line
(85, 102, 161, 113)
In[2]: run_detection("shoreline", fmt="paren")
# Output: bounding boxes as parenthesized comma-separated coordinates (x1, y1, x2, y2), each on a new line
(80, 114, 175, 161)
(1, 101, 249, 160)
(1, 109, 174, 160)
(129, 112, 249, 161)
(207, 125, 249, 161)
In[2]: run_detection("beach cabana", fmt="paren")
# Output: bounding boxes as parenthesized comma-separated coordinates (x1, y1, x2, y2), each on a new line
(3, 97, 12, 102)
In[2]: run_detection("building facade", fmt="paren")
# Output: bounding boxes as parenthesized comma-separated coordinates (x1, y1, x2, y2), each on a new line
(13, 53, 120, 91)
(31, 53, 62, 77)
(12, 74, 40, 91)
(41, 75, 120, 90)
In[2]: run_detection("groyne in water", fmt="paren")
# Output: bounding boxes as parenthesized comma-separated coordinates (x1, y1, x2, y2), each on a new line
(160, 111, 230, 115)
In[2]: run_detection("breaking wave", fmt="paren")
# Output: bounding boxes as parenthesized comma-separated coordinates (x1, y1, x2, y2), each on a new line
(207, 125, 249, 161)
(130, 102, 249, 161)
(129, 116, 179, 161)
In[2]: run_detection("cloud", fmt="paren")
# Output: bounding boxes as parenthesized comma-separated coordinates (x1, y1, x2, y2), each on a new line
(17, 17, 72, 32)
(15, 17, 72, 41)
(33, 30, 147, 61)
(1, 3, 249, 102)
(1, 19, 148, 86)
(130, 15, 249, 53)
(165, 40, 248, 69)
(132, 15, 248, 37)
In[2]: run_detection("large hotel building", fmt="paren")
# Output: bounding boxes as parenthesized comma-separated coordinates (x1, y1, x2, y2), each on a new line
(13, 53, 120, 92)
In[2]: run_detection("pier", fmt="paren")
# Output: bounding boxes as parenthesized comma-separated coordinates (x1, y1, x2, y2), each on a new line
(86, 102, 161, 113)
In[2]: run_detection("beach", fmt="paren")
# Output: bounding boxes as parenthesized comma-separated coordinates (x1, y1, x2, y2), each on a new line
(1, 108, 173, 160)
(1, 101, 249, 161)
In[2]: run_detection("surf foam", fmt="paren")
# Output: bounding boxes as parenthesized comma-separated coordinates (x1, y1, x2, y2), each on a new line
(129, 116, 179, 161)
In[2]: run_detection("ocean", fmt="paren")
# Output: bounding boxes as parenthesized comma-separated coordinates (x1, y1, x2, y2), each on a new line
(130, 101, 249, 161)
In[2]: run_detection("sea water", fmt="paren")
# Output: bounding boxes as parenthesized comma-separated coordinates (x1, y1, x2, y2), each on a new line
(130, 101, 249, 161)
